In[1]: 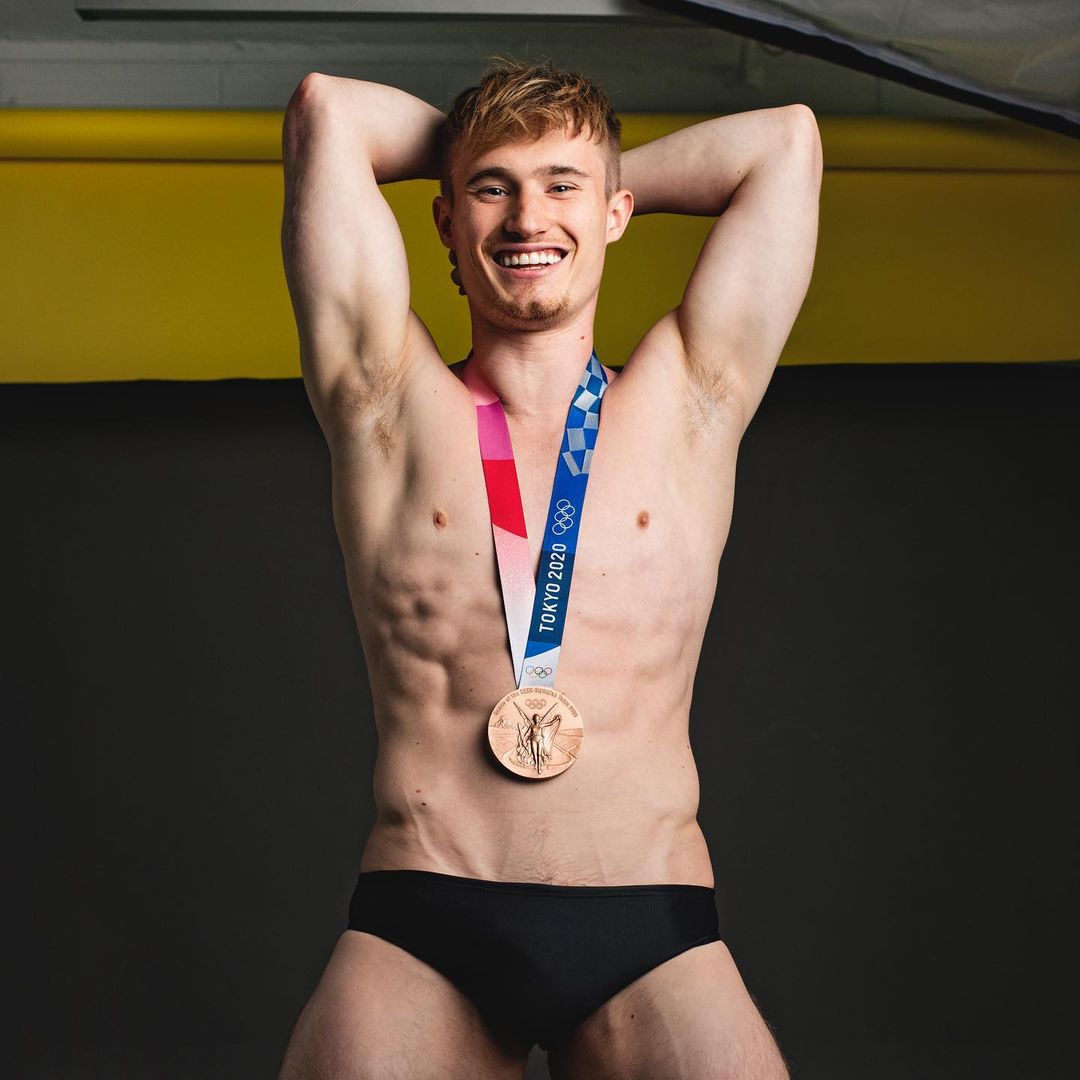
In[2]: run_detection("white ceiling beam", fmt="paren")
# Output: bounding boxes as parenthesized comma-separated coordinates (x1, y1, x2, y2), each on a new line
(75, 1, 674, 19)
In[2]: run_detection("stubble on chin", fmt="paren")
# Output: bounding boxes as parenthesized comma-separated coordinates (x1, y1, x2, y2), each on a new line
(487, 291, 572, 329)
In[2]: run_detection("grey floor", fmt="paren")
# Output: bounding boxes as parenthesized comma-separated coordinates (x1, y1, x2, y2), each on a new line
(21, 1041, 1074, 1078)
(524, 1043, 1074, 1079)
(780, 1043, 1073, 1079)
(525, 1046, 549, 1079)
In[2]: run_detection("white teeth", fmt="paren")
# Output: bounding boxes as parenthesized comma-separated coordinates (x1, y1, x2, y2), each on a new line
(497, 250, 564, 267)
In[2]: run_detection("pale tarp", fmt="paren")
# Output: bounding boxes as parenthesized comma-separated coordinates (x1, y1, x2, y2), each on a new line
(675, 0, 1080, 135)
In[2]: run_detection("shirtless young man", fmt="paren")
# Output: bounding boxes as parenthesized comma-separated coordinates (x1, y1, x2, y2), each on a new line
(277, 62, 821, 1080)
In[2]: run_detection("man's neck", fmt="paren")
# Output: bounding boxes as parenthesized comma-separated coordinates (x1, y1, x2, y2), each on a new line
(466, 306, 597, 422)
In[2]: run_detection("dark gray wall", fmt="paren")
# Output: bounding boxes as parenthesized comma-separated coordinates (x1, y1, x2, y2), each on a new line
(8, 362, 1077, 1078)
(0, 0, 995, 119)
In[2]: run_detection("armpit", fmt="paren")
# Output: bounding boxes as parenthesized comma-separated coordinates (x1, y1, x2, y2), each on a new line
(324, 352, 410, 459)
(682, 354, 740, 441)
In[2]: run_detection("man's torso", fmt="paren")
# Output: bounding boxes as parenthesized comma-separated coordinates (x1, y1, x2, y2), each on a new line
(323, 318, 743, 886)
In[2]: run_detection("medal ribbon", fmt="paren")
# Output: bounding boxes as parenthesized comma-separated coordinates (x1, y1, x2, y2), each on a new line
(464, 351, 609, 690)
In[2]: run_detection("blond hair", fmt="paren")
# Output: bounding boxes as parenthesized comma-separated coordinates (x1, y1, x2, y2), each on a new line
(440, 60, 621, 199)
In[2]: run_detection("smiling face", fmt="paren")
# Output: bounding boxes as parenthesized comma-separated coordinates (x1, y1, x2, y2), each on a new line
(433, 127, 633, 332)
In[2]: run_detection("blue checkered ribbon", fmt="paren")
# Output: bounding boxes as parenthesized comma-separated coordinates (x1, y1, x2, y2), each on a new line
(560, 352, 607, 477)
(520, 351, 609, 687)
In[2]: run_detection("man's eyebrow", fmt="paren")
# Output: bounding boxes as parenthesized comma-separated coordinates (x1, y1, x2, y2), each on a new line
(464, 164, 592, 187)
(464, 166, 514, 187)
(540, 165, 591, 179)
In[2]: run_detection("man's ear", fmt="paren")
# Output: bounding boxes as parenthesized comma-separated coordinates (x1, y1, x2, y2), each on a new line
(605, 188, 634, 245)
(432, 194, 453, 250)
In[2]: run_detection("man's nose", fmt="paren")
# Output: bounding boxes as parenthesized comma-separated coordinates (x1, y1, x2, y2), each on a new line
(504, 189, 548, 237)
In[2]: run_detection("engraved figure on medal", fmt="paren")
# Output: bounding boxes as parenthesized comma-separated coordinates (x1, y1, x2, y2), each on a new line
(487, 686, 584, 780)
(515, 700, 560, 772)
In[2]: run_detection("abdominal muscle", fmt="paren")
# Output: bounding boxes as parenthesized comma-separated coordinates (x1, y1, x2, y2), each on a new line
(331, 363, 734, 889)
(343, 513, 721, 888)
(361, 726, 713, 887)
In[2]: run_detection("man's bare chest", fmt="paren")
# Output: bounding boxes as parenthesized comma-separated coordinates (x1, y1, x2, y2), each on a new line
(335, 394, 736, 646)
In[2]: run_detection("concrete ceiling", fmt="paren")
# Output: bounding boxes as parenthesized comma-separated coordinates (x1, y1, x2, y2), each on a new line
(0, 0, 996, 116)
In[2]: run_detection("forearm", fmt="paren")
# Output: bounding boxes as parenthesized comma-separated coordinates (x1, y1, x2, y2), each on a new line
(295, 72, 445, 184)
(622, 105, 806, 216)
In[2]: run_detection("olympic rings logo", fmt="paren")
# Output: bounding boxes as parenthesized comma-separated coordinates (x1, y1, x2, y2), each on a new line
(525, 666, 553, 678)
(551, 498, 576, 535)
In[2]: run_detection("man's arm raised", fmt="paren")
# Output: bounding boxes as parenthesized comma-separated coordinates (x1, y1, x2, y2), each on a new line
(622, 105, 823, 437)
(280, 73, 444, 440)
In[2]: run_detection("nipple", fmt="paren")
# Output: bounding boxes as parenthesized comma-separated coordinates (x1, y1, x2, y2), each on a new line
(637, 510, 650, 529)
(433, 509, 448, 529)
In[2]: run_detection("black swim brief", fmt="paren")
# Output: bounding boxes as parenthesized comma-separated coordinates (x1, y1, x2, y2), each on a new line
(346, 868, 722, 1050)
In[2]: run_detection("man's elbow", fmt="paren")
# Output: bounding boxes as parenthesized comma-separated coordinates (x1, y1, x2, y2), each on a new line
(296, 71, 333, 99)
(778, 104, 823, 182)
(288, 73, 334, 121)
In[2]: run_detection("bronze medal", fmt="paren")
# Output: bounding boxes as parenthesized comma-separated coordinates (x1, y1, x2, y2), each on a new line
(466, 352, 609, 782)
(487, 686, 584, 780)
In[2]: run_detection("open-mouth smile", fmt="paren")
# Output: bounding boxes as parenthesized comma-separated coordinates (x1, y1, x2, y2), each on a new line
(489, 246, 571, 277)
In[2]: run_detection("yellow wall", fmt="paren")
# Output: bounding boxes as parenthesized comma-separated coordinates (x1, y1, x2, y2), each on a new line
(2, 110, 1078, 382)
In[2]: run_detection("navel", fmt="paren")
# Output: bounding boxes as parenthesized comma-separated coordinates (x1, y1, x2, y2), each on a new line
(433, 509, 448, 529)
(637, 510, 650, 529)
